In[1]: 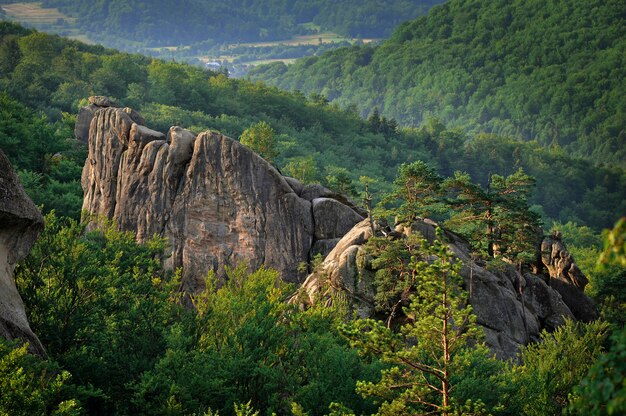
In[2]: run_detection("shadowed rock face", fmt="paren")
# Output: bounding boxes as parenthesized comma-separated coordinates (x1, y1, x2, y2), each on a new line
(81, 105, 362, 291)
(541, 232, 598, 321)
(0, 150, 45, 356)
(298, 219, 591, 360)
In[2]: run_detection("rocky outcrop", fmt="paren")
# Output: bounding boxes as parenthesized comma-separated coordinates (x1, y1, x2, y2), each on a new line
(81, 104, 363, 291)
(541, 232, 597, 321)
(298, 218, 584, 359)
(0, 150, 45, 356)
(74, 96, 144, 143)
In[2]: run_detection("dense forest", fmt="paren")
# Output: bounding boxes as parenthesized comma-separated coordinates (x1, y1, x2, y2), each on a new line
(1, 21, 624, 230)
(249, 0, 626, 167)
(0, 16, 625, 414)
(39, 0, 443, 45)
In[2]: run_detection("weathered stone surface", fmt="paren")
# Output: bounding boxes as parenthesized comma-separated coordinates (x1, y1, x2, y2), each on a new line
(300, 220, 376, 317)
(284, 176, 304, 196)
(89, 95, 118, 107)
(81, 108, 362, 290)
(166, 131, 314, 291)
(301, 183, 367, 217)
(311, 238, 341, 258)
(75, 97, 145, 143)
(0, 150, 45, 356)
(541, 233, 598, 321)
(313, 197, 364, 240)
(75, 104, 98, 143)
(298, 218, 585, 359)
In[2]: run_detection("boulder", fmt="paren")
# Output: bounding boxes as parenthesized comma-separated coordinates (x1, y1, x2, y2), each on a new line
(312, 197, 364, 240)
(89, 95, 118, 107)
(0, 150, 45, 356)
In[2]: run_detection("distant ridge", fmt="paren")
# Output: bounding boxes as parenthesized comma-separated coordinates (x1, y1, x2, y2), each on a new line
(250, 0, 626, 166)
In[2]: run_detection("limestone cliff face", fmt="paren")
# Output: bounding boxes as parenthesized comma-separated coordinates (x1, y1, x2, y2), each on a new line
(298, 218, 593, 359)
(0, 150, 45, 356)
(81, 105, 363, 290)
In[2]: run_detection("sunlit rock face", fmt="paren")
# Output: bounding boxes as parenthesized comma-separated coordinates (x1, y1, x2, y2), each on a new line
(0, 150, 45, 356)
(298, 219, 594, 360)
(80, 103, 363, 291)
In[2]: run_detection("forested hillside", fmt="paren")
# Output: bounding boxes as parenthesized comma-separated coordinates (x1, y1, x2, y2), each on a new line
(249, 0, 626, 166)
(0, 13, 625, 416)
(1, 21, 624, 230)
(39, 0, 443, 45)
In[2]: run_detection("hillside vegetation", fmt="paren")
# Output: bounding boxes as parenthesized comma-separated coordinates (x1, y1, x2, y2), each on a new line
(249, 0, 626, 166)
(0, 21, 624, 230)
(39, 0, 443, 45)
(0, 12, 625, 416)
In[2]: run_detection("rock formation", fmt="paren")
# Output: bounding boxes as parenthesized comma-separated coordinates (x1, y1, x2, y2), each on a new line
(0, 150, 46, 356)
(298, 218, 591, 359)
(74, 96, 144, 143)
(80, 98, 596, 359)
(80, 102, 363, 291)
(541, 232, 597, 321)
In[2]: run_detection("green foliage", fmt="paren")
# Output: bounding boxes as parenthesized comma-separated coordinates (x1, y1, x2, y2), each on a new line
(251, 0, 626, 167)
(510, 319, 609, 416)
(380, 162, 541, 262)
(569, 326, 626, 415)
(550, 219, 626, 329)
(341, 230, 483, 415)
(14, 213, 380, 415)
(39, 0, 442, 46)
(284, 155, 319, 184)
(380, 160, 443, 222)
(239, 121, 279, 163)
(132, 264, 379, 416)
(365, 233, 424, 321)
(0, 92, 85, 218)
(324, 165, 357, 198)
(1, 22, 624, 230)
(0, 339, 81, 416)
(15, 212, 181, 414)
(600, 217, 626, 268)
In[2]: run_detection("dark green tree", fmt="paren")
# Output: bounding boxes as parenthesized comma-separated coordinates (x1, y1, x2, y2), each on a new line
(380, 160, 444, 222)
(341, 230, 482, 415)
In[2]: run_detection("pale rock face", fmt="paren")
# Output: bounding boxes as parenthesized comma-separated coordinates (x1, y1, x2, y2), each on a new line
(81, 107, 363, 290)
(298, 218, 589, 359)
(541, 232, 597, 321)
(75, 96, 145, 143)
(0, 150, 45, 356)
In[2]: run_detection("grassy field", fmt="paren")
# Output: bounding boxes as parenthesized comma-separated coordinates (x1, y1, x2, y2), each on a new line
(199, 31, 378, 71)
(0, 2, 95, 43)
(0, 8, 372, 74)
(234, 32, 377, 48)
(1, 2, 76, 24)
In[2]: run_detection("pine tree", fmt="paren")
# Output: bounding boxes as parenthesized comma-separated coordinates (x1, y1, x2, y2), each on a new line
(341, 229, 481, 415)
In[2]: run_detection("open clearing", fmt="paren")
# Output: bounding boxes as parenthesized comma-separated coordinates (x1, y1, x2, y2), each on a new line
(1, 2, 76, 24)
(233, 32, 377, 48)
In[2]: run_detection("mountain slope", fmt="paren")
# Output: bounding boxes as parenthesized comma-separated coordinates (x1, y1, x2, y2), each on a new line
(249, 0, 626, 166)
(1, 22, 625, 230)
(39, 0, 443, 45)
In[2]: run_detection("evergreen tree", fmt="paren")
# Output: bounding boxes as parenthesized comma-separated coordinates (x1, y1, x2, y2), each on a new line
(380, 160, 444, 222)
(341, 229, 482, 415)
